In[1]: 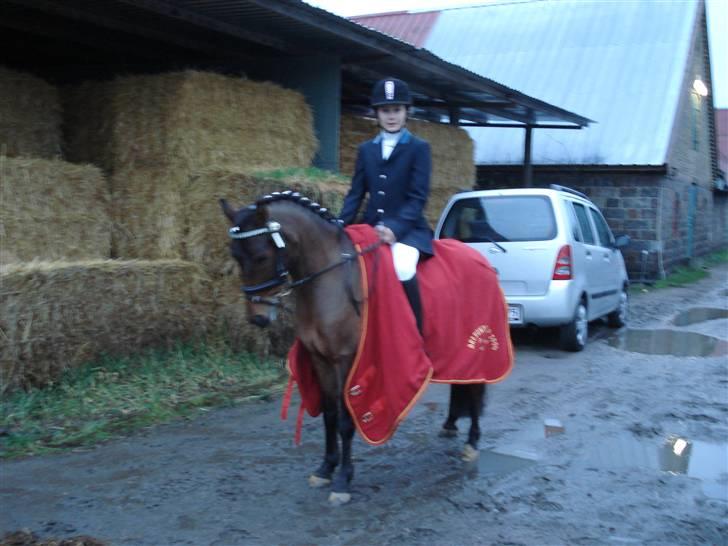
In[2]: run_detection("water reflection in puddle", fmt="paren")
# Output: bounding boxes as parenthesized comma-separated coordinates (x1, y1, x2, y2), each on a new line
(586, 434, 728, 501)
(608, 329, 728, 357)
(672, 307, 728, 326)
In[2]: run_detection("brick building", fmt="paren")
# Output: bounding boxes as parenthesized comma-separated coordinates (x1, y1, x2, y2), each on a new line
(354, 0, 725, 279)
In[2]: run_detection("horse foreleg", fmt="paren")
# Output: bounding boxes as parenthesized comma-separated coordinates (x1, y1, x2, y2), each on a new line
(310, 395, 339, 488)
(329, 405, 355, 505)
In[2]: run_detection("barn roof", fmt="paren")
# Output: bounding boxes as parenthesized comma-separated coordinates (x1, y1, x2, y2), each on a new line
(355, 0, 703, 166)
(0, 0, 589, 130)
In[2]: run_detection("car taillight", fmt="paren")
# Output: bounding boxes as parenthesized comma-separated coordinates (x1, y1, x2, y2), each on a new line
(552, 245, 572, 280)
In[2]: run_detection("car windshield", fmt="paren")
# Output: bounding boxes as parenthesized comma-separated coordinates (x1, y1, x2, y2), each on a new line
(440, 195, 557, 242)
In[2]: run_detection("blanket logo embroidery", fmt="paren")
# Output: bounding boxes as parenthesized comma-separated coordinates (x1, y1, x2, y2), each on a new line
(466, 324, 500, 352)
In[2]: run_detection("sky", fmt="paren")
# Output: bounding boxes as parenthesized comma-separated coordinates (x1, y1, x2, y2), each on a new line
(304, 0, 728, 108)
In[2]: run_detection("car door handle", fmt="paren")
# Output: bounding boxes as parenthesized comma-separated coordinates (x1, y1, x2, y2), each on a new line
(585, 251, 592, 257)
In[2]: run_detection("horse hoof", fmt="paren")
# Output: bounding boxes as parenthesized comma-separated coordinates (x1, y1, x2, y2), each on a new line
(439, 428, 458, 438)
(308, 474, 331, 488)
(462, 444, 479, 462)
(328, 491, 352, 506)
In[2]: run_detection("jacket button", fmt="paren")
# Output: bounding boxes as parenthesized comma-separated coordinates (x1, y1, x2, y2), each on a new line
(349, 385, 362, 396)
(377, 190, 385, 196)
(377, 208, 384, 215)
(379, 174, 387, 179)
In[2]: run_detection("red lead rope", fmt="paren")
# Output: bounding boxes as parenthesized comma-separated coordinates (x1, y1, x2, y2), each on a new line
(280, 376, 305, 445)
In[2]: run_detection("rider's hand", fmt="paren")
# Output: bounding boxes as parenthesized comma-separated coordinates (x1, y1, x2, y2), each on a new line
(375, 225, 396, 244)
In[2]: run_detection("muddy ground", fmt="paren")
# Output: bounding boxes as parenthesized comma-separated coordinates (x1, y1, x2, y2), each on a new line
(2, 264, 727, 546)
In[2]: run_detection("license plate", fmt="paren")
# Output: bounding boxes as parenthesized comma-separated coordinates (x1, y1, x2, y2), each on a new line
(508, 305, 523, 324)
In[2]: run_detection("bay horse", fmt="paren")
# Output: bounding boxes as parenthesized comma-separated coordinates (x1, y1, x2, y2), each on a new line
(221, 191, 485, 505)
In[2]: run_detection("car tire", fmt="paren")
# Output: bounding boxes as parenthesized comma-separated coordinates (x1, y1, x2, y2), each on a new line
(560, 300, 588, 352)
(607, 286, 628, 328)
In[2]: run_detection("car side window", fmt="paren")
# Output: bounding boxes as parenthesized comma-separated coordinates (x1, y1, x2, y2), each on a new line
(566, 201, 583, 242)
(589, 207, 615, 248)
(572, 203, 596, 244)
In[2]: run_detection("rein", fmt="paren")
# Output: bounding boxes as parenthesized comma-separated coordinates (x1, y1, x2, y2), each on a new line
(228, 219, 382, 312)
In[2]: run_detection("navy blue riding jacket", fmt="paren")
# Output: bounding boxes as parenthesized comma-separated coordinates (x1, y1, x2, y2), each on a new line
(339, 128, 434, 255)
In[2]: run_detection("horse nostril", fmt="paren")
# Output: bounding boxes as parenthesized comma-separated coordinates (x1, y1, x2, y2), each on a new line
(250, 315, 270, 328)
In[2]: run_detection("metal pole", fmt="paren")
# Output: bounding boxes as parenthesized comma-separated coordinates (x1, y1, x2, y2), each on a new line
(523, 125, 533, 188)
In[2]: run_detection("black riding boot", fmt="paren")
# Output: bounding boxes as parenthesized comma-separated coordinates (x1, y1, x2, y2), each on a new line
(401, 276, 424, 335)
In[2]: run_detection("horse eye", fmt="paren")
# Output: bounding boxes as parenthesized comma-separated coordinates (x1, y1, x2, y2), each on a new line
(253, 254, 268, 266)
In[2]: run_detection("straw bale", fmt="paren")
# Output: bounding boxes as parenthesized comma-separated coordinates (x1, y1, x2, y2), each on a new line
(0, 67, 62, 159)
(0, 259, 214, 391)
(339, 114, 475, 190)
(63, 71, 318, 173)
(110, 165, 188, 260)
(0, 157, 111, 263)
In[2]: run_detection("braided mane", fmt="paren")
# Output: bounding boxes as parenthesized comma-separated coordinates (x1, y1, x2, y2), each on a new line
(255, 190, 342, 227)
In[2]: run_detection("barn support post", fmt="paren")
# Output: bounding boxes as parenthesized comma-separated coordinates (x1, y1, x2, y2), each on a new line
(253, 54, 342, 172)
(523, 125, 533, 187)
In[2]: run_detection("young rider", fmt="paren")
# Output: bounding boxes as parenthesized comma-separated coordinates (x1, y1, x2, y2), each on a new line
(338, 77, 434, 335)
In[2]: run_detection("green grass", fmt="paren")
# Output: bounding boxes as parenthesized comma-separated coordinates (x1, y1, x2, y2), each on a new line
(632, 248, 728, 291)
(0, 343, 286, 459)
(253, 166, 349, 183)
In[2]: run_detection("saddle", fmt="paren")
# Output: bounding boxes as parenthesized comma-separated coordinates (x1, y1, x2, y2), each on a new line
(283, 224, 513, 445)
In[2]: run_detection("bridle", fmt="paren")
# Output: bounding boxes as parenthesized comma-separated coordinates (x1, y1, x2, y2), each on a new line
(228, 219, 380, 312)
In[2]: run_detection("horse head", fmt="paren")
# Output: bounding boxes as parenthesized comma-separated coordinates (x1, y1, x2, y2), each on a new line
(220, 191, 344, 328)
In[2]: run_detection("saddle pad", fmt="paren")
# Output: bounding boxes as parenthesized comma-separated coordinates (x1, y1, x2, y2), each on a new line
(283, 225, 513, 445)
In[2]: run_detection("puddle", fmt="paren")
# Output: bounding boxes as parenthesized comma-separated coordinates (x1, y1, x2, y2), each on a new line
(608, 329, 728, 357)
(672, 307, 728, 326)
(585, 434, 728, 501)
(477, 450, 537, 476)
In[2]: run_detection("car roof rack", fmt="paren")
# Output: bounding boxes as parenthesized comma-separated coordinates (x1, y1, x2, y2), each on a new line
(549, 184, 589, 200)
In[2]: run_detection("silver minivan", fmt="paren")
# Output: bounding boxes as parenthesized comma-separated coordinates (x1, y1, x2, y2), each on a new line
(434, 185, 630, 351)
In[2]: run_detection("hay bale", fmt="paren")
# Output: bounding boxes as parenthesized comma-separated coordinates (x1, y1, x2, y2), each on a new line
(0, 67, 62, 159)
(63, 71, 318, 173)
(0, 259, 214, 391)
(340, 114, 475, 189)
(0, 157, 111, 263)
(110, 165, 188, 260)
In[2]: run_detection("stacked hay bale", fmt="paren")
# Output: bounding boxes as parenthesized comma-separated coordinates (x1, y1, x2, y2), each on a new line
(62, 71, 330, 356)
(0, 260, 213, 390)
(0, 157, 111, 263)
(339, 114, 476, 225)
(64, 71, 319, 261)
(0, 68, 222, 390)
(0, 67, 62, 158)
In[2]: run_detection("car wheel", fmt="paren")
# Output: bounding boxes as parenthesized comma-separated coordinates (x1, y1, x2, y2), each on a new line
(560, 300, 588, 352)
(607, 286, 628, 328)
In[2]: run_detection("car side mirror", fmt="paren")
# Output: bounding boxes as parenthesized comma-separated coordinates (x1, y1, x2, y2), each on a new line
(613, 234, 630, 249)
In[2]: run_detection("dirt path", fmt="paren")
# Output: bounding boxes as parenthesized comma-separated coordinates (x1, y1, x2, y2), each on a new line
(2, 265, 727, 545)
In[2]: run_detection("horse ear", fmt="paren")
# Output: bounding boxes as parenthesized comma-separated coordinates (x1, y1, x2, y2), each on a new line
(220, 198, 236, 223)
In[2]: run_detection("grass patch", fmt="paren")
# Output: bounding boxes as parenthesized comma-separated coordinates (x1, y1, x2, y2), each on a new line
(631, 248, 728, 292)
(253, 166, 349, 184)
(0, 343, 286, 459)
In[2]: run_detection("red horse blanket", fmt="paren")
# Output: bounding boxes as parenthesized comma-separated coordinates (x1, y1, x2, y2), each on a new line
(282, 224, 514, 445)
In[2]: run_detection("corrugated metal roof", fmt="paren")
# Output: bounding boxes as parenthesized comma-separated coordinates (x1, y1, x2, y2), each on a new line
(419, 0, 699, 165)
(351, 11, 439, 47)
(717, 109, 728, 175)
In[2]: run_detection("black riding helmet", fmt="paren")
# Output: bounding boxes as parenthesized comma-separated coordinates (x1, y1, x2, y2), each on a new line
(370, 78, 412, 107)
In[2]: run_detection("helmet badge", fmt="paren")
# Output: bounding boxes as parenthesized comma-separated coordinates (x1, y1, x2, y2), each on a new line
(384, 80, 395, 101)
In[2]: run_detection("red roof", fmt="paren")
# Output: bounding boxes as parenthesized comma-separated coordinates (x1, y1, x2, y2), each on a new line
(350, 11, 440, 48)
(717, 109, 728, 175)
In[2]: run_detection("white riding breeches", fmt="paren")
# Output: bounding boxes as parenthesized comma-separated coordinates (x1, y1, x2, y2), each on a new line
(391, 242, 420, 281)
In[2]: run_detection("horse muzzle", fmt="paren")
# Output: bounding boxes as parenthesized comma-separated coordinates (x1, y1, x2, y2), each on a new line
(249, 314, 271, 328)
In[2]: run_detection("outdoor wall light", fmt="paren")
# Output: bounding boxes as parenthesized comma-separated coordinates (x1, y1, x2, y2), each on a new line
(692, 78, 708, 97)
